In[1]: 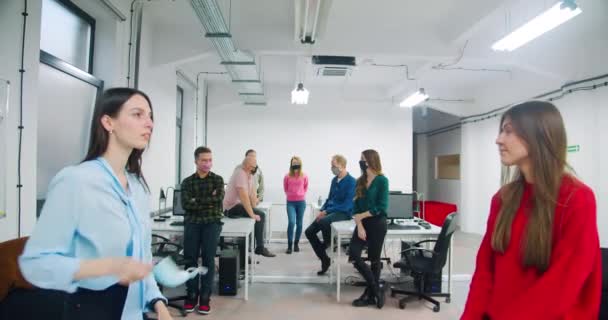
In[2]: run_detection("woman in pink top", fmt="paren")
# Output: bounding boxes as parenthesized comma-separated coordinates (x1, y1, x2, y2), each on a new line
(283, 156, 309, 254)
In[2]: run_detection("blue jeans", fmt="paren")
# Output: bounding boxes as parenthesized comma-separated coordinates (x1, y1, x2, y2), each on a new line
(286, 200, 306, 244)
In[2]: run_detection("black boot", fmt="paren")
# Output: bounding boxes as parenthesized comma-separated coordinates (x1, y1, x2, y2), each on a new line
(352, 287, 376, 307)
(317, 256, 330, 275)
(371, 262, 385, 309)
(352, 260, 382, 308)
(286, 242, 292, 254)
(294, 241, 300, 252)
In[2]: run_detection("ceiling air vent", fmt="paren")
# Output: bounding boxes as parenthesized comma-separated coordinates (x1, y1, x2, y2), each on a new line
(317, 66, 351, 77)
(312, 55, 356, 77)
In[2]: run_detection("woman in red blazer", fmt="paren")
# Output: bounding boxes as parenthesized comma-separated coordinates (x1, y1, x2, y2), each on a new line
(462, 101, 601, 320)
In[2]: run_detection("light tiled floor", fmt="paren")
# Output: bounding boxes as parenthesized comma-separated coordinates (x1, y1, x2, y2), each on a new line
(164, 282, 471, 319)
(161, 230, 481, 319)
(255, 230, 481, 278)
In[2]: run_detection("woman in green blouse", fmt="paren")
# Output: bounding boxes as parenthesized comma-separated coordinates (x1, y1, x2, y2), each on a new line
(349, 149, 389, 309)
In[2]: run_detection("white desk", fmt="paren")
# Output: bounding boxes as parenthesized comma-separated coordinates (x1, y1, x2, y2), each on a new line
(330, 220, 452, 302)
(256, 201, 272, 243)
(151, 217, 256, 300)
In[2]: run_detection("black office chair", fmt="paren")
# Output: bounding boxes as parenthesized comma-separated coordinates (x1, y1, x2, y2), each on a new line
(151, 235, 191, 317)
(390, 213, 457, 312)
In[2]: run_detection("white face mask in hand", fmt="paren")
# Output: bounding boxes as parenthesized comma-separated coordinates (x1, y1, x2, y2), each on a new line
(153, 256, 207, 288)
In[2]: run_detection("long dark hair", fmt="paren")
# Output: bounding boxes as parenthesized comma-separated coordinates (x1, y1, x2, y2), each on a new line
(355, 149, 383, 199)
(491, 101, 568, 272)
(83, 87, 153, 191)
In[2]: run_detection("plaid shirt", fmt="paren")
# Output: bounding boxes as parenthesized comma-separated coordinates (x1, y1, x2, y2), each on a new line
(180, 171, 225, 224)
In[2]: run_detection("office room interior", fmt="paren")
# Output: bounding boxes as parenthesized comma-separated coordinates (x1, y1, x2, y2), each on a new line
(0, 0, 607, 319)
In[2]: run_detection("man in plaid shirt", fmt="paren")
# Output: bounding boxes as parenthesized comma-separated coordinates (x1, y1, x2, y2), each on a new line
(181, 146, 224, 315)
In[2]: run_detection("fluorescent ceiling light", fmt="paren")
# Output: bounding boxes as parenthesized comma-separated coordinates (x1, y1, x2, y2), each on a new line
(291, 83, 309, 104)
(492, 1, 582, 52)
(400, 88, 428, 108)
(296, 0, 323, 44)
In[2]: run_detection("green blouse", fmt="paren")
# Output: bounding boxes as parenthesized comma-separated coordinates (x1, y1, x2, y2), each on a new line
(353, 175, 389, 216)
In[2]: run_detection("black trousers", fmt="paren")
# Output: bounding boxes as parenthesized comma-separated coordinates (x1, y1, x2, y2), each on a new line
(225, 204, 266, 248)
(349, 215, 387, 290)
(305, 211, 350, 261)
(0, 284, 135, 320)
(184, 221, 223, 298)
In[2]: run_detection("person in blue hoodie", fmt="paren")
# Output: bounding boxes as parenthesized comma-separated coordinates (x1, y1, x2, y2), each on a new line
(19, 88, 171, 320)
(305, 154, 356, 275)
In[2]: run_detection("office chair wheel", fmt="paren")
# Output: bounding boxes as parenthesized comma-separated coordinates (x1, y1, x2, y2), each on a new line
(433, 305, 440, 312)
(445, 297, 451, 303)
(399, 301, 406, 309)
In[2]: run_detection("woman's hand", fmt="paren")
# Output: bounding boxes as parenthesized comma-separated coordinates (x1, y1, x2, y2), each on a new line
(357, 226, 367, 241)
(155, 301, 173, 320)
(111, 258, 153, 285)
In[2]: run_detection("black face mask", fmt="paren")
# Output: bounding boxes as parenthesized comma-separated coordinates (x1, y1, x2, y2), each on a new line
(359, 160, 368, 171)
(291, 165, 301, 170)
(251, 166, 258, 174)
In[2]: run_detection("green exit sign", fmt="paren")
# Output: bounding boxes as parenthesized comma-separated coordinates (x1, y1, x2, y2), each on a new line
(567, 145, 580, 153)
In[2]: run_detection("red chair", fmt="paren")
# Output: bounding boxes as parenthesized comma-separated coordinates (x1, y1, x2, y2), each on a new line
(415, 201, 457, 226)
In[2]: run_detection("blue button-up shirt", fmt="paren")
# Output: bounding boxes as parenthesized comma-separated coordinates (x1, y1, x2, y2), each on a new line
(320, 173, 356, 216)
(19, 158, 165, 319)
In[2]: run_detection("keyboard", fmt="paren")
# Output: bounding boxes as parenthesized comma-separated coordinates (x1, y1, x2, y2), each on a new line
(387, 224, 421, 230)
(169, 221, 184, 226)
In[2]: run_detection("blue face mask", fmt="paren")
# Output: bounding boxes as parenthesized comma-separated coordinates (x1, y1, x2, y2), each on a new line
(153, 256, 207, 288)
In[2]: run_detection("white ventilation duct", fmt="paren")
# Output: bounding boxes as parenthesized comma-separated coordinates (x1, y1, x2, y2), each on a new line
(190, 0, 266, 105)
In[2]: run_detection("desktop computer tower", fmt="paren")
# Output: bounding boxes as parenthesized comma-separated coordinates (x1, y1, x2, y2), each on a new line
(218, 249, 239, 296)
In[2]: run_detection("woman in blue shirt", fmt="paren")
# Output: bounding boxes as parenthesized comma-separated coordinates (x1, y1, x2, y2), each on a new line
(19, 88, 172, 320)
(349, 149, 389, 309)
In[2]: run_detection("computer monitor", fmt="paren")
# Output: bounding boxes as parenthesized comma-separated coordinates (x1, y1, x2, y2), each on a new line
(172, 189, 185, 216)
(387, 193, 414, 220)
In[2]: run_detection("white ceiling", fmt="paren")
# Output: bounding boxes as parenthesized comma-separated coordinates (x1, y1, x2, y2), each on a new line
(143, 0, 608, 116)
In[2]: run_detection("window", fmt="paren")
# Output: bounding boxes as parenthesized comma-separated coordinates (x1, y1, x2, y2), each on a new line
(37, 0, 102, 205)
(40, 0, 95, 73)
(435, 154, 460, 180)
(176, 86, 184, 184)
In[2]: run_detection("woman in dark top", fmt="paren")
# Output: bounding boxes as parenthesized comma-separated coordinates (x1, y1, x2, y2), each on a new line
(349, 149, 389, 309)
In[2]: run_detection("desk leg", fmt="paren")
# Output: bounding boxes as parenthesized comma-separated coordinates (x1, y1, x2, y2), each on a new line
(329, 228, 334, 285)
(337, 232, 341, 303)
(265, 207, 271, 244)
(251, 229, 256, 282)
(448, 233, 453, 299)
(245, 232, 249, 301)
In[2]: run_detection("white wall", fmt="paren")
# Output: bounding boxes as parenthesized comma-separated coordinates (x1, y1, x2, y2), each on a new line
(459, 84, 608, 247)
(0, 0, 162, 241)
(460, 116, 501, 235)
(424, 128, 462, 211)
(205, 83, 413, 232)
(554, 88, 608, 247)
(0, 0, 42, 241)
(177, 76, 199, 182)
(138, 11, 204, 210)
(415, 134, 429, 197)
